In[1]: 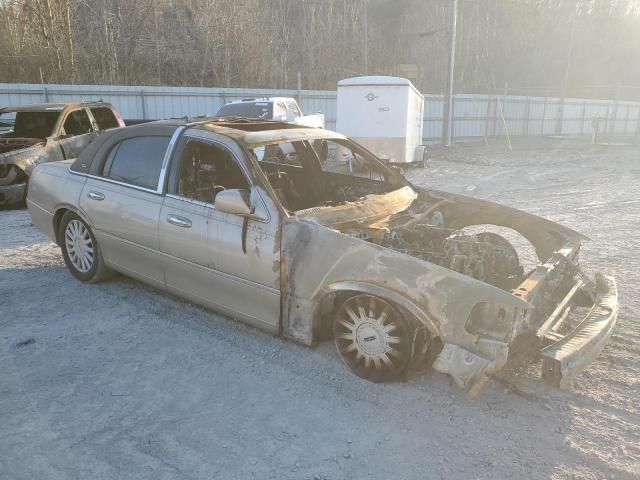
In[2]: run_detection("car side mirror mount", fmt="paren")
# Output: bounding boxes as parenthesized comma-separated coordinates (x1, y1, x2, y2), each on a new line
(215, 188, 264, 255)
(214, 189, 252, 216)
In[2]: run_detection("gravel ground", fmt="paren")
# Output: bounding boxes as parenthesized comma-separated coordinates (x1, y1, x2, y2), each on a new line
(1, 138, 638, 479)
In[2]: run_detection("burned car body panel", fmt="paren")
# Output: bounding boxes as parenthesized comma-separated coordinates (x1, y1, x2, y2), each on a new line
(0, 102, 124, 206)
(26, 118, 618, 395)
(414, 187, 588, 261)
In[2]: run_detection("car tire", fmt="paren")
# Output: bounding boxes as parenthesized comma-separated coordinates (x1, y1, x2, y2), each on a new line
(59, 211, 109, 283)
(334, 294, 414, 383)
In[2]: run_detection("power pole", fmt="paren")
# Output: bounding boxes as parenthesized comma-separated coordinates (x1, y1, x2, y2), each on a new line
(558, 14, 576, 135)
(442, 0, 458, 146)
(363, 0, 369, 75)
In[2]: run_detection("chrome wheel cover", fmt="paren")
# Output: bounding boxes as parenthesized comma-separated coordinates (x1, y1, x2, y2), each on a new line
(64, 219, 94, 273)
(334, 295, 406, 372)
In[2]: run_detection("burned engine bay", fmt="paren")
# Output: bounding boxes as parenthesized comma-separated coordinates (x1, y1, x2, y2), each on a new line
(256, 144, 527, 292)
(338, 196, 526, 291)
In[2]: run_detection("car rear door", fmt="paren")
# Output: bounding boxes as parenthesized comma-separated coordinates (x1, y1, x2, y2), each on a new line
(78, 130, 174, 287)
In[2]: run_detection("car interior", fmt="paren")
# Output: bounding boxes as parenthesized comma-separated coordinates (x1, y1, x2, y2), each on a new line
(251, 140, 399, 212)
(176, 139, 249, 204)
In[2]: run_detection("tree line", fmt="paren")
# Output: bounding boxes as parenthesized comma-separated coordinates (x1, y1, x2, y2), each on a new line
(1, 0, 639, 100)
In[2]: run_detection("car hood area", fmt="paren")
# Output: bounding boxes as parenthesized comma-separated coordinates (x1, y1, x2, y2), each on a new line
(296, 184, 587, 267)
(283, 184, 594, 394)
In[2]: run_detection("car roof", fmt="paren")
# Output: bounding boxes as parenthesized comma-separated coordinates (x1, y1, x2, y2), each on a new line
(128, 117, 345, 146)
(71, 117, 346, 176)
(0, 101, 113, 113)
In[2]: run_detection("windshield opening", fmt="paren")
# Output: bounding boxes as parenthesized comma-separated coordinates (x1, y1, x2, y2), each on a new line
(7, 111, 60, 138)
(249, 138, 403, 213)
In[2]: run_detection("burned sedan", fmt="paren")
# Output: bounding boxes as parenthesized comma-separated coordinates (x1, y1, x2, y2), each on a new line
(26, 118, 618, 394)
(0, 102, 124, 206)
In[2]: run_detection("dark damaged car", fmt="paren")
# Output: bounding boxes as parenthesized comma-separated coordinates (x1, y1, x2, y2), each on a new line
(0, 102, 124, 206)
(25, 118, 618, 394)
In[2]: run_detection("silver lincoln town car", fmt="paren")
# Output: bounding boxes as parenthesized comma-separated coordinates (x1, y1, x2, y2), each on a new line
(26, 117, 618, 395)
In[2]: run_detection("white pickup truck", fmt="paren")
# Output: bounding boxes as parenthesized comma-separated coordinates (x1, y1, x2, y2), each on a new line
(217, 97, 328, 160)
(216, 97, 325, 129)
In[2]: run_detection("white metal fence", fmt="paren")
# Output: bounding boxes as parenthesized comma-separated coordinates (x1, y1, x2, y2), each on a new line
(2, 83, 639, 143)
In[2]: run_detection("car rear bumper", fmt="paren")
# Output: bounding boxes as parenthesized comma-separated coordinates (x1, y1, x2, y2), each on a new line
(539, 273, 618, 387)
(0, 182, 26, 206)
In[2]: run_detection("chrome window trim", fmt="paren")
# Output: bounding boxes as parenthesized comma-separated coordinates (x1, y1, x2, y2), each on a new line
(158, 126, 186, 193)
(68, 127, 184, 195)
(69, 166, 161, 195)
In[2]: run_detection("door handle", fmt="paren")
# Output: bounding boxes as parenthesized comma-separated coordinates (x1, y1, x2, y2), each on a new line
(167, 214, 192, 228)
(87, 191, 105, 201)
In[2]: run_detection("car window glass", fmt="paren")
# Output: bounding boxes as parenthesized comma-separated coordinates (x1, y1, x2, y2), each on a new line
(318, 140, 386, 181)
(173, 139, 248, 204)
(286, 101, 301, 119)
(63, 109, 93, 135)
(101, 136, 170, 189)
(274, 102, 286, 120)
(90, 107, 119, 130)
(252, 142, 302, 168)
(216, 102, 272, 119)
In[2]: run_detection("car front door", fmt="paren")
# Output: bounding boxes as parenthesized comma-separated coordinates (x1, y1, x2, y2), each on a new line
(160, 130, 281, 333)
(57, 107, 97, 159)
(79, 133, 172, 287)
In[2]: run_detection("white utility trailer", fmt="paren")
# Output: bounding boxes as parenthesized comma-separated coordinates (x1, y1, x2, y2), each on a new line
(336, 76, 426, 165)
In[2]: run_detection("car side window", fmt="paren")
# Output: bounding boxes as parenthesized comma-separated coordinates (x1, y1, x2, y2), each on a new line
(286, 100, 301, 120)
(171, 139, 249, 204)
(90, 107, 119, 130)
(63, 109, 93, 135)
(101, 136, 170, 190)
(274, 102, 287, 121)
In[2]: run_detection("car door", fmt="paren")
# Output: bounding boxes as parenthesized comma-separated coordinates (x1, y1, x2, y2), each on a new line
(79, 133, 172, 288)
(160, 130, 281, 333)
(57, 108, 97, 158)
(159, 134, 216, 294)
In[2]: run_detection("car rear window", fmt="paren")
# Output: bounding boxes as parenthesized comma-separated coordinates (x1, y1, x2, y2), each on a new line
(91, 107, 120, 130)
(217, 102, 273, 119)
(13, 111, 60, 138)
(102, 136, 170, 190)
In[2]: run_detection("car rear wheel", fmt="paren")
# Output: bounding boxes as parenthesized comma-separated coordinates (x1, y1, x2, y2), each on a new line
(59, 211, 109, 283)
(334, 294, 413, 382)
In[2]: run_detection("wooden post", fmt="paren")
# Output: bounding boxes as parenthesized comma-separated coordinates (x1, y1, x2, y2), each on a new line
(608, 83, 621, 136)
(492, 95, 499, 136)
(540, 91, 548, 136)
(524, 96, 530, 136)
(484, 95, 492, 139)
(624, 101, 630, 135)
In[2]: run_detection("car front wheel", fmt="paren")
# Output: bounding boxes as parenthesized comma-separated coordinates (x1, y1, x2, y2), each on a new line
(334, 294, 414, 382)
(59, 211, 109, 283)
